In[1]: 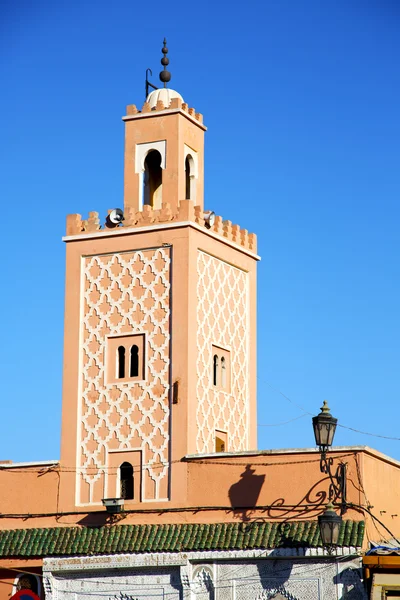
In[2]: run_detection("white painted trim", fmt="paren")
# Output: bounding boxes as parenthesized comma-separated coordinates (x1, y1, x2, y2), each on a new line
(138, 171, 144, 210)
(184, 144, 199, 178)
(63, 221, 261, 261)
(104, 331, 148, 387)
(183, 445, 383, 460)
(75, 255, 85, 507)
(0, 460, 58, 468)
(135, 140, 166, 173)
(122, 108, 207, 131)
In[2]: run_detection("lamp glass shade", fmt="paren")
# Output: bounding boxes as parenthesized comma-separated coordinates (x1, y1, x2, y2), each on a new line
(318, 504, 342, 546)
(312, 401, 337, 448)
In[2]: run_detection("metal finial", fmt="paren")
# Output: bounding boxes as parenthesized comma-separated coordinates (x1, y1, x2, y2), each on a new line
(159, 38, 171, 88)
(320, 400, 331, 414)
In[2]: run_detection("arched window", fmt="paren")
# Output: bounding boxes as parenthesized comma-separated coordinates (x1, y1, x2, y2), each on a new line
(15, 574, 40, 596)
(213, 354, 219, 387)
(211, 346, 231, 392)
(221, 356, 226, 388)
(143, 150, 162, 209)
(185, 154, 196, 201)
(185, 156, 191, 199)
(130, 345, 139, 377)
(117, 346, 125, 379)
(120, 461, 134, 500)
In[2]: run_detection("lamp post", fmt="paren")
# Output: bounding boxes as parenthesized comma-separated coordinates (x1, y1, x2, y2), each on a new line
(312, 401, 347, 546)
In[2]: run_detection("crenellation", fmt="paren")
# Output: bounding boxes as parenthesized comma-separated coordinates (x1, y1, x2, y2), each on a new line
(123, 101, 204, 125)
(170, 97, 182, 109)
(126, 104, 138, 115)
(159, 202, 174, 222)
(194, 205, 205, 227)
(66, 213, 83, 236)
(212, 215, 224, 235)
(176, 199, 195, 222)
(223, 220, 232, 239)
(248, 233, 257, 252)
(231, 224, 240, 244)
(64, 204, 256, 252)
(240, 228, 249, 249)
(86, 211, 101, 232)
(141, 205, 156, 223)
(123, 207, 136, 227)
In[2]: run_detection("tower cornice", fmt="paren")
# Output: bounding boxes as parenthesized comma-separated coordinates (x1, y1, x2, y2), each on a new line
(63, 218, 260, 261)
(122, 107, 207, 131)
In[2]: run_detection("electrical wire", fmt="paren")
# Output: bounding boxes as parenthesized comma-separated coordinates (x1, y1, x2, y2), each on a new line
(259, 375, 400, 442)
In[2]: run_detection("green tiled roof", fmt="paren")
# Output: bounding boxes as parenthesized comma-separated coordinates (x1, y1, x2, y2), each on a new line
(0, 521, 364, 558)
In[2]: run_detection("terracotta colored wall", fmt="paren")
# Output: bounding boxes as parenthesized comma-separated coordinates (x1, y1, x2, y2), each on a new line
(360, 450, 400, 544)
(185, 450, 365, 521)
(59, 220, 258, 511)
(123, 110, 205, 213)
(1, 448, 400, 548)
(0, 467, 58, 518)
(60, 227, 190, 511)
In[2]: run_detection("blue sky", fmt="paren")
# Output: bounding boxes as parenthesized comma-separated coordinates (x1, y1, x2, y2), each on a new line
(0, 0, 399, 462)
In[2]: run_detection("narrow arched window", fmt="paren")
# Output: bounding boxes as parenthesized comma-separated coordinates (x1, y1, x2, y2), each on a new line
(143, 150, 162, 209)
(117, 346, 125, 379)
(221, 356, 226, 388)
(185, 156, 191, 199)
(130, 345, 139, 377)
(213, 354, 219, 387)
(120, 461, 134, 500)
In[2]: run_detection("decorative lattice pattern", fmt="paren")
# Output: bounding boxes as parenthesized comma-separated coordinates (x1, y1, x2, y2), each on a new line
(78, 248, 171, 503)
(196, 251, 249, 453)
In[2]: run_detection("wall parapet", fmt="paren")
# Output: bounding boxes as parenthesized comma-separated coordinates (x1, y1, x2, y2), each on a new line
(65, 200, 257, 252)
(126, 97, 203, 124)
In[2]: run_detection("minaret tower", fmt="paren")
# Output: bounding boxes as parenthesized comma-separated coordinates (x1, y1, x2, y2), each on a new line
(59, 42, 259, 511)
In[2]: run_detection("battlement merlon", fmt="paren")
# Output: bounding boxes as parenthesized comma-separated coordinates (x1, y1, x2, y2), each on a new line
(123, 97, 206, 129)
(64, 200, 258, 257)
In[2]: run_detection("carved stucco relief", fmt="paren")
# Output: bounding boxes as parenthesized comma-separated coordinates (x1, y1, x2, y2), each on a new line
(196, 250, 249, 453)
(78, 247, 171, 504)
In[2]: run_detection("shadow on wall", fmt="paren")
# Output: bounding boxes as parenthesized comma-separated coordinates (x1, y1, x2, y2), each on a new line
(228, 465, 266, 522)
(228, 462, 333, 523)
(333, 566, 366, 600)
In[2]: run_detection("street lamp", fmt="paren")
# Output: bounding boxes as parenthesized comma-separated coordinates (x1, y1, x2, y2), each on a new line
(312, 400, 337, 458)
(318, 502, 342, 547)
(312, 401, 347, 546)
(102, 498, 124, 514)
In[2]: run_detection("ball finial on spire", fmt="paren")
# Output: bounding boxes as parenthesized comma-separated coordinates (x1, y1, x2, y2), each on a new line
(159, 38, 171, 88)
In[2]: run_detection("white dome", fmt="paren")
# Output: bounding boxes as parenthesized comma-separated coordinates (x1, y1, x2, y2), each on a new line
(146, 87, 184, 109)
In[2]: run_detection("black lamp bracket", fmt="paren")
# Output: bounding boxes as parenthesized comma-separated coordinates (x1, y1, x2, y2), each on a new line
(320, 451, 347, 515)
(145, 68, 158, 98)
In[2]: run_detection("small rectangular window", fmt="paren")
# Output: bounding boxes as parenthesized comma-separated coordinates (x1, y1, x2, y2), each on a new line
(215, 430, 227, 453)
(106, 334, 145, 384)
